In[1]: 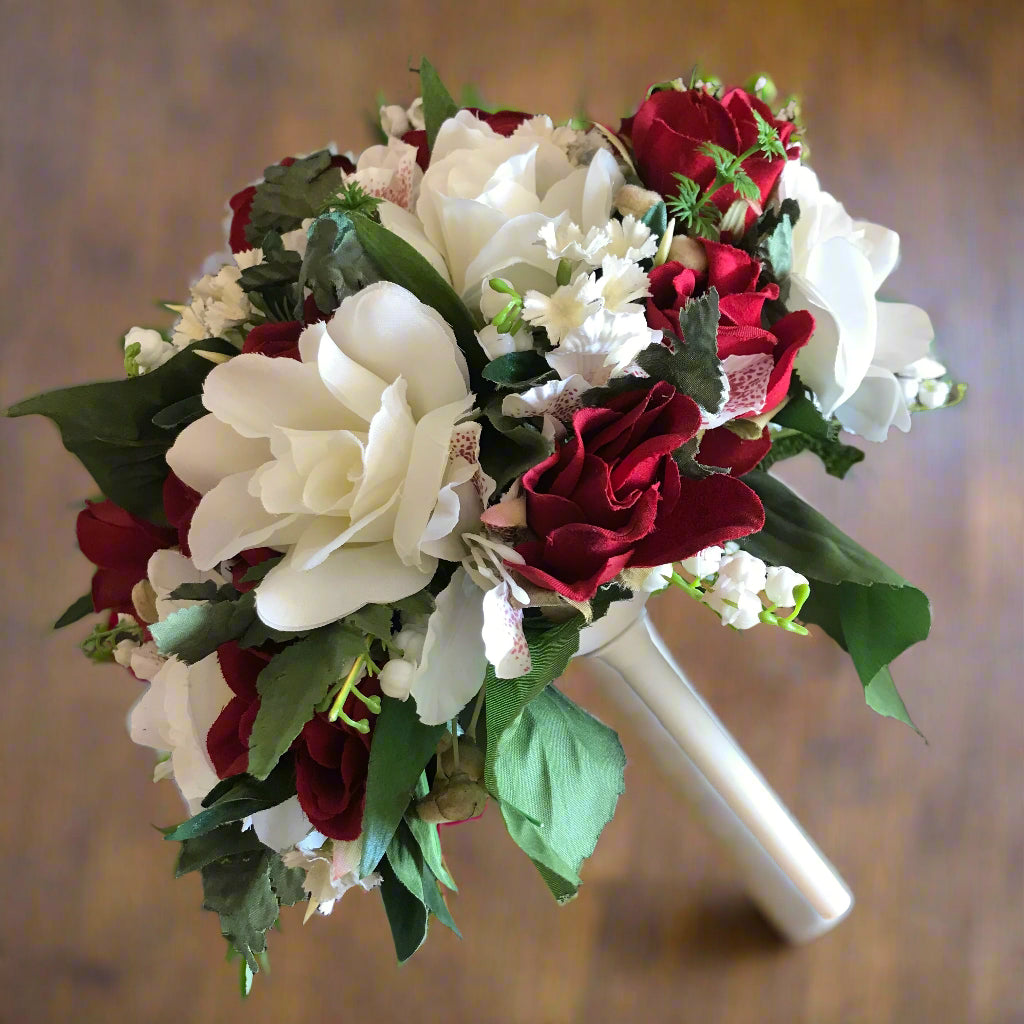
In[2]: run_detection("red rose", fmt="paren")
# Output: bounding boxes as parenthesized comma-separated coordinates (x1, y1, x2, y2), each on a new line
(206, 642, 377, 841)
(622, 87, 798, 230)
(76, 500, 177, 615)
(513, 382, 764, 601)
(646, 240, 814, 474)
(227, 153, 356, 253)
(163, 472, 201, 556)
(403, 107, 533, 170)
(242, 320, 303, 361)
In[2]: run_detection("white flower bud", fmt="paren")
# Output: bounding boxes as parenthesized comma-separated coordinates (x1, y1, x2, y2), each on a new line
(379, 104, 410, 137)
(917, 378, 950, 409)
(706, 582, 762, 629)
(124, 326, 174, 375)
(406, 97, 425, 131)
(716, 550, 768, 594)
(904, 356, 946, 381)
(764, 566, 809, 608)
(681, 545, 724, 579)
(899, 375, 921, 405)
(394, 627, 426, 663)
(723, 540, 740, 555)
(640, 564, 674, 593)
(379, 658, 415, 700)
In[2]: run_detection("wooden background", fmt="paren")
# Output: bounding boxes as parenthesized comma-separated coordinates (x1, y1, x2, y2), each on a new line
(1, 1, 1021, 1021)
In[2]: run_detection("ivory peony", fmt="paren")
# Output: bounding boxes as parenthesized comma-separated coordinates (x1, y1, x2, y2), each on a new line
(167, 282, 481, 631)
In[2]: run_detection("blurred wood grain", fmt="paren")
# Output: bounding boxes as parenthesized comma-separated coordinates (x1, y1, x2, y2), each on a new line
(1, 1, 1021, 1021)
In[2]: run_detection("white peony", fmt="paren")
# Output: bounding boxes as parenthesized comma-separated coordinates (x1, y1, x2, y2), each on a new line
(167, 282, 483, 632)
(414, 110, 624, 309)
(779, 162, 935, 441)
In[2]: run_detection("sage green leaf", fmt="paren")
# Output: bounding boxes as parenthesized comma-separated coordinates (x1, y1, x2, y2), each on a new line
(484, 615, 584, 795)
(386, 820, 459, 937)
(149, 591, 256, 665)
(6, 338, 235, 523)
(246, 622, 366, 780)
(245, 150, 345, 244)
(741, 471, 929, 731)
(640, 200, 668, 240)
(479, 398, 555, 494)
(407, 773, 457, 891)
(54, 594, 93, 630)
(344, 603, 395, 642)
(350, 214, 487, 382)
(176, 822, 265, 877)
(378, 856, 428, 963)
(770, 389, 838, 441)
(765, 209, 794, 278)
(759, 431, 865, 479)
(268, 855, 308, 907)
(358, 695, 445, 877)
(420, 58, 459, 150)
(492, 687, 626, 902)
(296, 212, 382, 316)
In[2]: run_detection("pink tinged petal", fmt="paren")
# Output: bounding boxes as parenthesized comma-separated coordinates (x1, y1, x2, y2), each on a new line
(348, 379, 417, 523)
(255, 542, 435, 632)
(872, 301, 934, 373)
(482, 582, 531, 679)
(325, 282, 469, 418)
(836, 366, 911, 442)
(393, 394, 475, 568)
(166, 414, 271, 495)
(187, 469, 303, 570)
(409, 569, 488, 725)
(201, 354, 344, 438)
(704, 352, 774, 428)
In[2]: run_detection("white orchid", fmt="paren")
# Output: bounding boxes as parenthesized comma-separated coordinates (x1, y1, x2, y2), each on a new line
(346, 136, 423, 211)
(779, 162, 935, 441)
(167, 282, 484, 632)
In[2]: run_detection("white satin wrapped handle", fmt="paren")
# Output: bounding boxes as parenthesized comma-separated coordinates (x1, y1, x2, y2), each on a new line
(582, 607, 853, 943)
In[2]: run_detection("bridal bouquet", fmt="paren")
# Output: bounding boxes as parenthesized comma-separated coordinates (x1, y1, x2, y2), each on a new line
(8, 61, 961, 988)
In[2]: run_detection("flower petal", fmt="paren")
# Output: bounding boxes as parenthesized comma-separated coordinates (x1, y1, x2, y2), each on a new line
(872, 301, 934, 373)
(482, 581, 531, 679)
(166, 414, 271, 495)
(836, 365, 911, 441)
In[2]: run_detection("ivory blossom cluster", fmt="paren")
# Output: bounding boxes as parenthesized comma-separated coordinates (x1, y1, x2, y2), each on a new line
(9, 64, 958, 980)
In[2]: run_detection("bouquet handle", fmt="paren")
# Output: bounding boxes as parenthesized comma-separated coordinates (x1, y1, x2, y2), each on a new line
(584, 610, 853, 943)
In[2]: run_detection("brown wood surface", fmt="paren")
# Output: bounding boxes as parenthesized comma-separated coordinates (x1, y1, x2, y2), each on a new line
(2, 2, 1022, 1021)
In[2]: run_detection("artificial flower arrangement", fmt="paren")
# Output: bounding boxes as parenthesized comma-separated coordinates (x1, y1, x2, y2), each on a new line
(8, 61, 962, 989)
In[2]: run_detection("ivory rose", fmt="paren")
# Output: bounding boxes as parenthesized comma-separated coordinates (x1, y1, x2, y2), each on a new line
(167, 282, 481, 632)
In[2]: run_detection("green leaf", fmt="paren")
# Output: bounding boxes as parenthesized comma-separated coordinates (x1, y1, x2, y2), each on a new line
(6, 339, 235, 523)
(149, 591, 257, 665)
(378, 856, 428, 963)
(350, 214, 488, 384)
(240, 556, 283, 584)
(344, 603, 395, 642)
(865, 666, 921, 733)
(200, 843, 304, 973)
(167, 580, 224, 602)
(770, 389, 837, 440)
(759, 431, 865, 479)
(296, 212, 382, 317)
(419, 58, 459, 150)
(481, 351, 553, 388)
(176, 822, 266, 876)
(245, 150, 345, 244)
(479, 398, 555, 494)
(640, 200, 668, 240)
(386, 820, 459, 941)
(637, 289, 724, 414)
(484, 615, 584, 794)
(741, 471, 929, 730)
(246, 623, 366, 780)
(164, 761, 297, 842)
(407, 773, 457, 891)
(54, 593, 93, 630)
(765, 209, 794, 279)
(359, 695, 445, 877)
(151, 394, 206, 430)
(491, 687, 626, 902)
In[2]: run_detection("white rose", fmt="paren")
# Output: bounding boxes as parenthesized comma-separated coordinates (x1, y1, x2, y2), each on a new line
(779, 162, 935, 441)
(415, 111, 624, 309)
(167, 282, 481, 632)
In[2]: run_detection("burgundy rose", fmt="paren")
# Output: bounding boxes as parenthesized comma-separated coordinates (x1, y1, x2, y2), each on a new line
(227, 153, 356, 253)
(242, 320, 303, 361)
(76, 500, 177, 615)
(402, 107, 533, 170)
(163, 472, 201, 556)
(622, 87, 798, 229)
(206, 644, 377, 841)
(646, 239, 814, 474)
(513, 382, 765, 601)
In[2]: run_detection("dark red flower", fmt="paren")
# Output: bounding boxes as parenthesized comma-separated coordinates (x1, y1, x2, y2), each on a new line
(227, 153, 356, 253)
(76, 501, 176, 615)
(513, 382, 764, 601)
(622, 86, 799, 231)
(646, 239, 814, 474)
(206, 642, 270, 779)
(242, 320, 303, 361)
(162, 472, 201, 556)
(402, 107, 533, 170)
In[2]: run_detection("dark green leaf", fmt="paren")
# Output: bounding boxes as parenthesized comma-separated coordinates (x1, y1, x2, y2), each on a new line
(492, 687, 626, 902)
(771, 389, 838, 441)
(350, 214, 487, 384)
(865, 666, 921, 733)
(386, 820, 459, 939)
(419, 58, 459, 150)
(54, 593, 93, 630)
(296, 212, 382, 317)
(484, 615, 584, 795)
(479, 399, 555, 494)
(344, 603, 395, 642)
(167, 580, 223, 602)
(378, 856, 428, 963)
(245, 150, 345, 244)
(359, 696, 445, 877)
(176, 822, 265, 876)
(481, 351, 552, 388)
(588, 583, 633, 623)
(640, 200, 668, 240)
(407, 773, 457, 891)
(389, 591, 435, 618)
(6, 338, 235, 523)
(238, 619, 312, 650)
(759, 431, 865, 479)
(240, 556, 283, 584)
(149, 591, 256, 664)
(247, 623, 366, 780)
(151, 394, 206, 430)
(269, 855, 308, 907)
